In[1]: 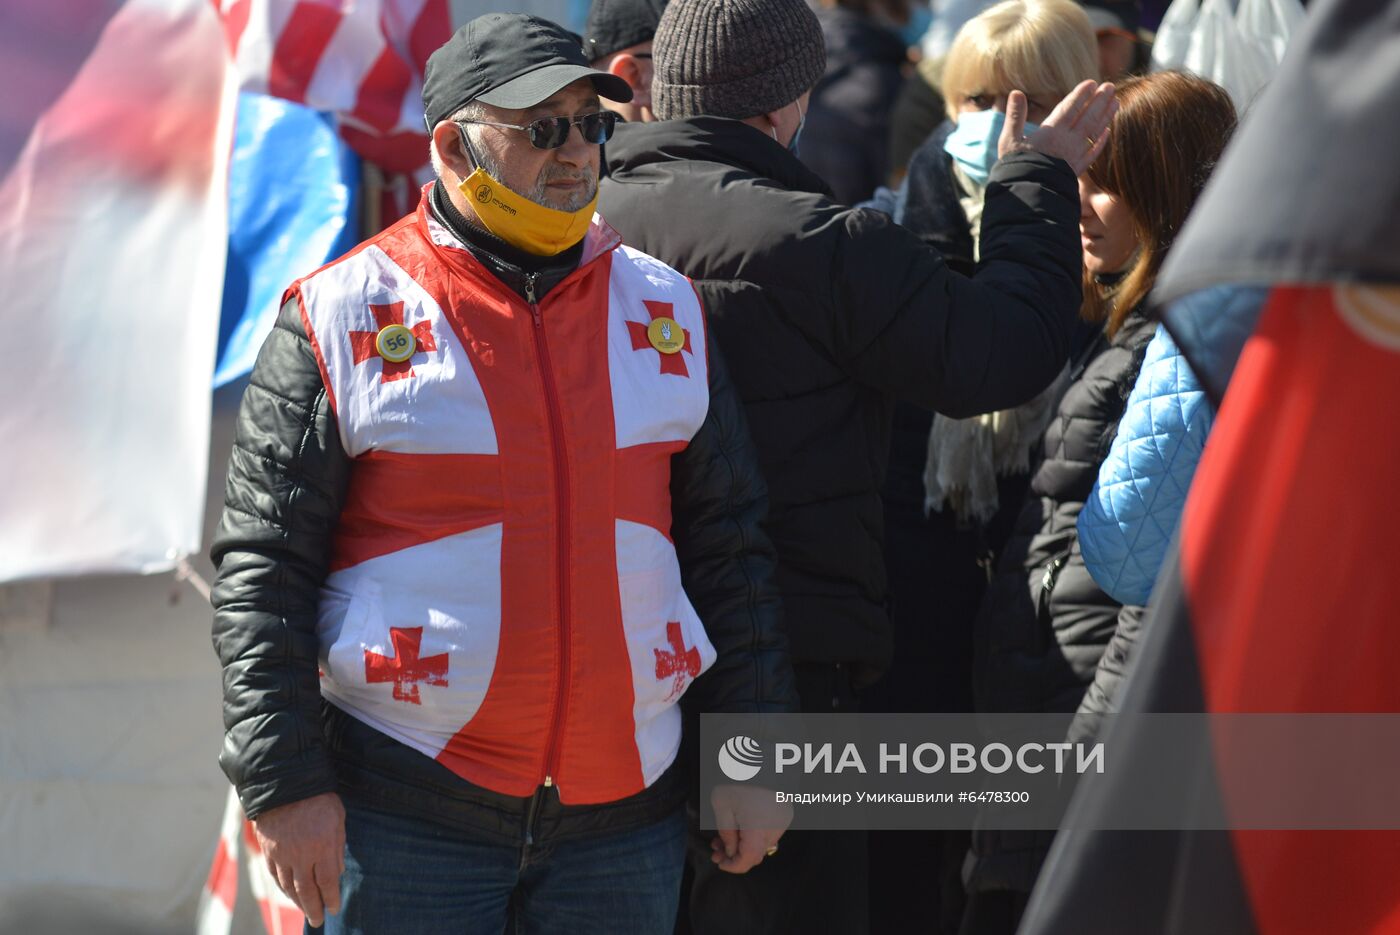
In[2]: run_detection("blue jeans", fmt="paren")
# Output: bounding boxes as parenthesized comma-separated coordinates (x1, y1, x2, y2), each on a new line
(313, 798, 686, 935)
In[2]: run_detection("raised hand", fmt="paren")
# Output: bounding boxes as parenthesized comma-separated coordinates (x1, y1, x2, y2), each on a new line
(999, 80, 1119, 176)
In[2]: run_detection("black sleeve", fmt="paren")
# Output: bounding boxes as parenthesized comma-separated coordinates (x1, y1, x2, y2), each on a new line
(830, 151, 1084, 417)
(210, 295, 350, 819)
(671, 326, 798, 716)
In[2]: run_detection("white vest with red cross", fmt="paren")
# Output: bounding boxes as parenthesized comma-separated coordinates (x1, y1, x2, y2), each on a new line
(291, 194, 718, 805)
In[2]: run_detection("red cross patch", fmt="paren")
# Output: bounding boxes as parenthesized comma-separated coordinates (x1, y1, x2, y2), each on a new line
(653, 621, 701, 700)
(350, 301, 437, 383)
(627, 300, 693, 378)
(364, 627, 449, 704)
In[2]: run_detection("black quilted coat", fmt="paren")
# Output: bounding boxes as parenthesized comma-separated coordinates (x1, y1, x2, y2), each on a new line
(964, 310, 1155, 899)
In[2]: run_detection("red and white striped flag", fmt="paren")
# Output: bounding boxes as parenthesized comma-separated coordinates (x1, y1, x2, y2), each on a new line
(198, 787, 306, 935)
(217, 0, 450, 174)
(197, 787, 244, 935)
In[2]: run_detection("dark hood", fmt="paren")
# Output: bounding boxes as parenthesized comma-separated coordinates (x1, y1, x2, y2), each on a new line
(604, 116, 835, 200)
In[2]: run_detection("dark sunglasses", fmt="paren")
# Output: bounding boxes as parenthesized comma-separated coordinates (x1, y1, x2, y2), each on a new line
(456, 111, 619, 150)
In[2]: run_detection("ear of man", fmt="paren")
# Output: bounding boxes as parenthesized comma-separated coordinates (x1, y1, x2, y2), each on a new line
(431, 119, 475, 181)
(760, 98, 802, 145)
(736, 103, 789, 145)
(605, 53, 643, 93)
(603, 53, 651, 112)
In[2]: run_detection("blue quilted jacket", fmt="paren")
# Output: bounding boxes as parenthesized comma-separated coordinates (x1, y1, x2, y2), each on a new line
(1077, 326, 1214, 605)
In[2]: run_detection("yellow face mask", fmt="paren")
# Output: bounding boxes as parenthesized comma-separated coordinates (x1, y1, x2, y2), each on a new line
(457, 165, 597, 257)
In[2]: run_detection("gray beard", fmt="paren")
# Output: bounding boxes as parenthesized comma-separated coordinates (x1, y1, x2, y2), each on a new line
(473, 138, 597, 213)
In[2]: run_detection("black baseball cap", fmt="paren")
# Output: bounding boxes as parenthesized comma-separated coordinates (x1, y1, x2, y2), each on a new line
(584, 0, 669, 62)
(422, 13, 633, 131)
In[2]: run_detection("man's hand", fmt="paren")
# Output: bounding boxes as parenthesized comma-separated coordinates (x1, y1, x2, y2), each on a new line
(709, 784, 794, 874)
(250, 792, 346, 927)
(999, 80, 1120, 176)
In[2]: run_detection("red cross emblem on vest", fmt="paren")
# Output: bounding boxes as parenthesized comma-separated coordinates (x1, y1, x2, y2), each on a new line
(627, 300, 693, 378)
(364, 627, 449, 704)
(654, 621, 701, 701)
(350, 301, 437, 383)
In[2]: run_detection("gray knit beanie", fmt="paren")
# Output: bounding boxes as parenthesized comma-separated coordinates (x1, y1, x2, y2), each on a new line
(652, 0, 826, 121)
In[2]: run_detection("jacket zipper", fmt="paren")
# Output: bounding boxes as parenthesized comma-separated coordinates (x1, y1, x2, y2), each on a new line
(525, 272, 571, 798)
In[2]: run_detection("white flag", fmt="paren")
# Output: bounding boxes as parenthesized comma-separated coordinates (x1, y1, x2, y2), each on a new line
(0, 0, 236, 582)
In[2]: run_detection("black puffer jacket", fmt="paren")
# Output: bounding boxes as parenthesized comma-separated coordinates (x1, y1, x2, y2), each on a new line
(602, 117, 1084, 685)
(966, 310, 1155, 896)
(210, 234, 795, 840)
(973, 312, 1156, 717)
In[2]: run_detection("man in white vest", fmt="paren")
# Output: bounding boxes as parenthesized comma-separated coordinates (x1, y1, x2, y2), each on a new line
(210, 13, 795, 932)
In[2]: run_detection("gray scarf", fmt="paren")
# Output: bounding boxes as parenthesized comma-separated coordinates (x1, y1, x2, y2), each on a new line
(922, 364, 1069, 523)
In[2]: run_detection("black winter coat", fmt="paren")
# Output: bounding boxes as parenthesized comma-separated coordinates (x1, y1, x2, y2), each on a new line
(900, 121, 976, 268)
(801, 6, 909, 205)
(966, 311, 1155, 896)
(210, 264, 795, 839)
(974, 312, 1156, 716)
(602, 117, 1085, 685)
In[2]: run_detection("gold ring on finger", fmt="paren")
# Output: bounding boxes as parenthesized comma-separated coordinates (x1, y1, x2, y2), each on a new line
(1086, 135, 1097, 148)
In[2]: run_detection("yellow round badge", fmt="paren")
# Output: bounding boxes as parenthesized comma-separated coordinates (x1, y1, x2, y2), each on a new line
(376, 323, 416, 363)
(647, 317, 685, 355)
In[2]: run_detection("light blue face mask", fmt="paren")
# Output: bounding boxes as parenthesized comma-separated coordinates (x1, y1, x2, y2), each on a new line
(942, 108, 1040, 188)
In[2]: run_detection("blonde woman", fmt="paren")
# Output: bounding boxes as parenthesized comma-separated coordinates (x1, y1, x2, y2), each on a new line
(876, 0, 1101, 567)
(902, 0, 1100, 265)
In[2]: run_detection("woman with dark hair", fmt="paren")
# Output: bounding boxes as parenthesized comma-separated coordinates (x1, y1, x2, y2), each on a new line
(1077, 71, 1237, 334)
(1070, 71, 1239, 724)
(962, 70, 1237, 935)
